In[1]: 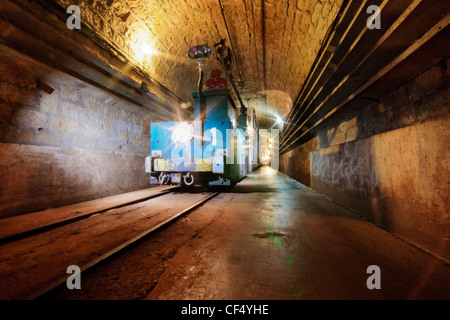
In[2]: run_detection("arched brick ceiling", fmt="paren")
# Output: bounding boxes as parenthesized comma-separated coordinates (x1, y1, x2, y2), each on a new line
(56, 0, 344, 128)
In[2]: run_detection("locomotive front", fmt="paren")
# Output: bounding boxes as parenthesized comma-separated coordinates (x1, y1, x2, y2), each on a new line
(145, 88, 258, 188)
(145, 43, 258, 189)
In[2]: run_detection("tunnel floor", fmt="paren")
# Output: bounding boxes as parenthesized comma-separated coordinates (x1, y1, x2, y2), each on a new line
(142, 167, 450, 300)
(1, 167, 449, 300)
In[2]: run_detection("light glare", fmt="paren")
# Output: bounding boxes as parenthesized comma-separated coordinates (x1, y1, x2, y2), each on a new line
(142, 43, 155, 55)
(172, 123, 194, 143)
(276, 116, 283, 125)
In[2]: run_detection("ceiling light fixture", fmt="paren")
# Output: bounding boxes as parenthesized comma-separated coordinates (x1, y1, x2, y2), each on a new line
(276, 116, 283, 125)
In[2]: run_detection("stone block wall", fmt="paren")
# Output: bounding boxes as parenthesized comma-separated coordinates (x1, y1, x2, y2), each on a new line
(0, 48, 152, 218)
(280, 58, 450, 260)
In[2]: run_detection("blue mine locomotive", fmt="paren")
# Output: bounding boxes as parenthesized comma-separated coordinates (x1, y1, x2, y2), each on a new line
(145, 82, 259, 188)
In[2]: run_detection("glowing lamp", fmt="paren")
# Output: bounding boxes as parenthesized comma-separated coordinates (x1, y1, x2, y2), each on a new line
(172, 122, 194, 143)
(142, 43, 155, 55)
(276, 116, 283, 125)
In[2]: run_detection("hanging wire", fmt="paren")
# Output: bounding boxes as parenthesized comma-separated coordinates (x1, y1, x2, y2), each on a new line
(218, 0, 243, 82)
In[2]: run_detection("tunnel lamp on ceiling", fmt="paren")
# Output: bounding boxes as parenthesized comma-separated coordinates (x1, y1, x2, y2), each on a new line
(276, 115, 283, 125)
(141, 43, 155, 56)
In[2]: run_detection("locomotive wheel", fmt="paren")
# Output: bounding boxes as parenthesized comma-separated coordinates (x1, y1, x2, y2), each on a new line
(158, 173, 169, 185)
(183, 173, 194, 186)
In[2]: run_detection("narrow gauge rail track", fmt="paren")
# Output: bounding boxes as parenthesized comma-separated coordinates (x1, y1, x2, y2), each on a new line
(0, 187, 179, 245)
(0, 189, 219, 300)
(28, 192, 219, 300)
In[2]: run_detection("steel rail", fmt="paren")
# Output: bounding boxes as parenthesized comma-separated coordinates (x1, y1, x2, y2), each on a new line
(0, 187, 179, 245)
(26, 191, 220, 300)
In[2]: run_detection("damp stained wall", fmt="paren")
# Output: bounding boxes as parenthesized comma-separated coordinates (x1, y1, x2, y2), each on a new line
(0, 48, 152, 218)
(280, 58, 450, 261)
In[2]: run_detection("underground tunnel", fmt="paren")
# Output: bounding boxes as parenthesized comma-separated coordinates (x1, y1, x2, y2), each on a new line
(0, 0, 449, 305)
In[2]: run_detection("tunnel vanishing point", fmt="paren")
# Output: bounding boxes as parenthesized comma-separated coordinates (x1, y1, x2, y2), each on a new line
(0, 0, 449, 301)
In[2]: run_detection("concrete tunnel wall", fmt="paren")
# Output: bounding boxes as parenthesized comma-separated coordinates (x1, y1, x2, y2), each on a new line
(0, 0, 448, 263)
(0, 49, 152, 218)
(280, 58, 450, 261)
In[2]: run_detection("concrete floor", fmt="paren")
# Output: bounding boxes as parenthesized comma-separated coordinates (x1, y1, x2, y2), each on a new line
(4, 166, 449, 300)
(144, 166, 450, 300)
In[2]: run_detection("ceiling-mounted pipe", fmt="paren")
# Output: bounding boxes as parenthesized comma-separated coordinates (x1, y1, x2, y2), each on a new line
(228, 73, 246, 114)
(215, 39, 246, 112)
(215, 0, 247, 113)
(218, 0, 243, 82)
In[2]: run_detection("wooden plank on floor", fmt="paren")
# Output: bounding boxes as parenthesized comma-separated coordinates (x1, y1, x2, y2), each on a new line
(0, 185, 177, 242)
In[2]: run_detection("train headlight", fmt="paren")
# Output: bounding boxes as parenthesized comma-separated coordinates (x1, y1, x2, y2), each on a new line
(187, 44, 211, 62)
(171, 123, 194, 143)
